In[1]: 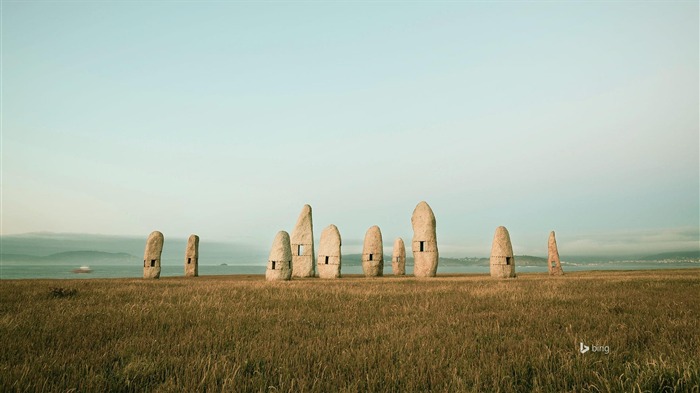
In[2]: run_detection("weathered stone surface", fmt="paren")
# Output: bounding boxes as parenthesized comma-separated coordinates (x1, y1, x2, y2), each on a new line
(548, 231, 564, 276)
(490, 226, 516, 278)
(362, 225, 384, 277)
(291, 204, 315, 278)
(317, 224, 341, 279)
(184, 234, 199, 277)
(392, 237, 406, 276)
(266, 231, 292, 281)
(143, 231, 164, 279)
(411, 201, 439, 277)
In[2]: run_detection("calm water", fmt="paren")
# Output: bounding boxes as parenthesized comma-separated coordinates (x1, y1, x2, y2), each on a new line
(1, 260, 697, 280)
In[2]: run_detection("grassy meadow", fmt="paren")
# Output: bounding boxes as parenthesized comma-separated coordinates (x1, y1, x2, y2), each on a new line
(1, 269, 698, 392)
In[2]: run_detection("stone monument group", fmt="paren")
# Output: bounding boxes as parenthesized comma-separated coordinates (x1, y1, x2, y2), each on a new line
(141, 201, 565, 280)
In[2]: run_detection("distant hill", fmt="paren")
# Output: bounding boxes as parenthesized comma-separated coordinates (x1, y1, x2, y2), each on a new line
(47, 251, 138, 262)
(0, 232, 266, 265)
(1, 251, 139, 265)
(639, 250, 700, 261)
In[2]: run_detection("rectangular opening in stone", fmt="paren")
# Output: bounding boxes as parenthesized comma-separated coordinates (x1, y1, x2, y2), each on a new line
(272, 261, 276, 270)
(551, 261, 556, 267)
(506, 257, 511, 265)
(150, 259, 156, 267)
(325, 256, 329, 265)
(187, 258, 191, 264)
(298, 245, 303, 256)
(420, 241, 424, 252)
(369, 254, 373, 261)
(143, 260, 146, 267)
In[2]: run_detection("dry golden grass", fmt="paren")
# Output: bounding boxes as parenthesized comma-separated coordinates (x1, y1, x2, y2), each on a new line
(1, 269, 698, 392)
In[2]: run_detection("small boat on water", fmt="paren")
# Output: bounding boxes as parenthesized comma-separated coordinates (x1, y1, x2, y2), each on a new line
(72, 266, 93, 274)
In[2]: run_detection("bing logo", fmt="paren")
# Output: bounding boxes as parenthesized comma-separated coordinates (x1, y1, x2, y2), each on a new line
(579, 342, 610, 354)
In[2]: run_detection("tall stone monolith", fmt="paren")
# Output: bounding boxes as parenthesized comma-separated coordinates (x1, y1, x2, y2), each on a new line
(184, 234, 199, 277)
(548, 231, 564, 276)
(392, 237, 406, 276)
(266, 231, 292, 281)
(411, 201, 439, 277)
(291, 204, 315, 278)
(490, 226, 516, 278)
(317, 224, 341, 279)
(362, 225, 384, 277)
(143, 231, 164, 279)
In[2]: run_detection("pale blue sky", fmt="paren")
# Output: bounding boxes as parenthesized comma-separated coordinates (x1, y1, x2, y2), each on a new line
(2, 1, 698, 256)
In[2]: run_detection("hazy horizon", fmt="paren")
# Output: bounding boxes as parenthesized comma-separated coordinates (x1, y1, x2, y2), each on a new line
(2, 229, 698, 259)
(2, 2, 698, 256)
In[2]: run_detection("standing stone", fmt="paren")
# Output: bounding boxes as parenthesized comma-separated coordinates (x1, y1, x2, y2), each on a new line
(184, 234, 199, 277)
(361, 225, 384, 277)
(490, 226, 516, 278)
(291, 204, 315, 278)
(143, 231, 164, 279)
(266, 231, 292, 281)
(411, 201, 439, 277)
(548, 231, 564, 275)
(317, 224, 342, 279)
(392, 237, 406, 276)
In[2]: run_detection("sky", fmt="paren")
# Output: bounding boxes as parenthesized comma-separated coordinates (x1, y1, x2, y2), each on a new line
(2, 1, 698, 257)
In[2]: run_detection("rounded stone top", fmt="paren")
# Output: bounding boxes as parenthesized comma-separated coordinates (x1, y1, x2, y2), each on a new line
(363, 225, 383, 253)
(188, 234, 199, 241)
(319, 224, 341, 253)
(411, 201, 436, 240)
(490, 226, 514, 257)
(268, 231, 292, 261)
(147, 231, 164, 241)
(393, 237, 405, 257)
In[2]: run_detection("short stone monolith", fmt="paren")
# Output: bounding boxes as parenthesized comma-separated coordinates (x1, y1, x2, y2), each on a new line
(184, 234, 199, 277)
(490, 226, 516, 278)
(317, 224, 342, 279)
(411, 201, 439, 277)
(392, 237, 406, 276)
(362, 225, 384, 277)
(266, 231, 292, 281)
(548, 231, 564, 276)
(143, 231, 164, 279)
(291, 204, 315, 278)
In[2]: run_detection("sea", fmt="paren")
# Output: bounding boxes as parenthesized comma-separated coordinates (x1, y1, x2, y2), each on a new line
(1, 233, 697, 280)
(1, 259, 697, 280)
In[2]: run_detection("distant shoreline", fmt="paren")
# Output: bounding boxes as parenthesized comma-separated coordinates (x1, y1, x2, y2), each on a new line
(2, 268, 698, 282)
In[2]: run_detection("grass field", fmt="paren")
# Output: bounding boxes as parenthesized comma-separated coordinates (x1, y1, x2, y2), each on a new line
(1, 269, 698, 392)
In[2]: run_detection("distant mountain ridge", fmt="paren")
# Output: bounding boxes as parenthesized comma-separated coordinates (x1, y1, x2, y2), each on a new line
(2, 233, 697, 266)
(1, 232, 265, 265)
(639, 251, 700, 260)
(1, 251, 139, 264)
